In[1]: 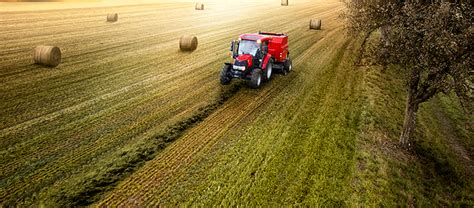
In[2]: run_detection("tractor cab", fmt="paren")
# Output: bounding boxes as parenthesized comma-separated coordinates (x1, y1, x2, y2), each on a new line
(231, 36, 270, 70)
(221, 32, 292, 89)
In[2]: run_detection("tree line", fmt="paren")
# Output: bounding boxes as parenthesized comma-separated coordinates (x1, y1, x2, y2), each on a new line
(343, 0, 473, 148)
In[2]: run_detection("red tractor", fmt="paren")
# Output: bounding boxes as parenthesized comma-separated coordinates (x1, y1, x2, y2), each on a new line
(220, 32, 292, 88)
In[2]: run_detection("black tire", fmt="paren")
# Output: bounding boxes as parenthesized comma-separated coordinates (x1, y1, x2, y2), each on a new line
(283, 56, 292, 75)
(264, 59, 273, 81)
(220, 65, 232, 85)
(249, 68, 263, 89)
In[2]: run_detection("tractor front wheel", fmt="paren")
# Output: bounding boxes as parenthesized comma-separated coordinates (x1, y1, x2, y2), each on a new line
(249, 68, 263, 89)
(220, 64, 232, 85)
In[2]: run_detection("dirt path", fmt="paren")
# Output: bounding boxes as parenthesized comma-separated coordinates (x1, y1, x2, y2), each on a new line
(431, 98, 474, 179)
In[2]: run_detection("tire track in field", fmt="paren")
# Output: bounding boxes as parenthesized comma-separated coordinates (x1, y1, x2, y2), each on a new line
(98, 14, 344, 207)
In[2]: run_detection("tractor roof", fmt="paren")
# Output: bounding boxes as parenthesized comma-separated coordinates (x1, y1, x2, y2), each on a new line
(239, 32, 287, 42)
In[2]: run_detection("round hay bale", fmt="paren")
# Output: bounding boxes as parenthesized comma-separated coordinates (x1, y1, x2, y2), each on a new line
(309, 19, 322, 30)
(195, 3, 204, 10)
(33, 46, 61, 67)
(179, 36, 198, 51)
(281, 0, 289, 6)
(107, 13, 118, 22)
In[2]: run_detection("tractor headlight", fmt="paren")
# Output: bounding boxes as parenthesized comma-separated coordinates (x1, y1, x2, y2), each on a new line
(233, 65, 246, 71)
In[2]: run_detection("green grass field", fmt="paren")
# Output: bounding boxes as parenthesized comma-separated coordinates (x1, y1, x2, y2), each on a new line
(0, 0, 472, 206)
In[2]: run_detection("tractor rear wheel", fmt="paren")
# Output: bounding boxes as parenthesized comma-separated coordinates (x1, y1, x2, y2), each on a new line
(220, 64, 232, 85)
(249, 68, 263, 89)
(283, 56, 292, 75)
(264, 60, 273, 81)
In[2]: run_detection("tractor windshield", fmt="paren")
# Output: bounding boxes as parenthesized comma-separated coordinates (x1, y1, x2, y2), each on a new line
(238, 40, 260, 56)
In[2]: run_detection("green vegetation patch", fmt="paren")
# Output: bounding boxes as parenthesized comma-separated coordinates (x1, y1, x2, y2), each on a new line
(354, 60, 474, 206)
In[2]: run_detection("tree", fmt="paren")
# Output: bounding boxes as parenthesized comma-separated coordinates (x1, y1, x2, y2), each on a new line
(343, 0, 473, 148)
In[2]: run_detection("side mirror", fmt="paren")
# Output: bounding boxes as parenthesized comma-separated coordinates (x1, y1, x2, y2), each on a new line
(230, 40, 239, 57)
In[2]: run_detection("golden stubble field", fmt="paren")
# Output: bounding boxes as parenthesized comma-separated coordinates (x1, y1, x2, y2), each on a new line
(0, 0, 349, 206)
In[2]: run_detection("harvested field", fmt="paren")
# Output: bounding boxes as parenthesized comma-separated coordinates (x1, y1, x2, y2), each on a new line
(0, 0, 344, 205)
(1, 0, 472, 207)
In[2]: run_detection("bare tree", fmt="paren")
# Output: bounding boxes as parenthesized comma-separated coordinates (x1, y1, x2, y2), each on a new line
(343, 0, 473, 148)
